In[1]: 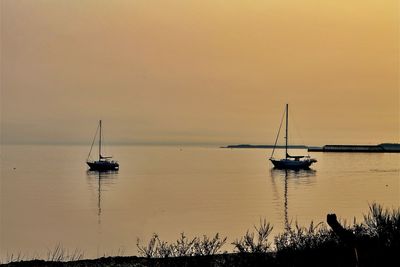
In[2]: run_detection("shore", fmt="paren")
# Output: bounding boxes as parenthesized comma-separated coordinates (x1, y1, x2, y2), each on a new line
(3, 247, 398, 267)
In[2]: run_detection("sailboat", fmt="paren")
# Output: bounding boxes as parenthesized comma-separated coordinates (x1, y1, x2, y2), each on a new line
(86, 120, 119, 171)
(269, 104, 317, 169)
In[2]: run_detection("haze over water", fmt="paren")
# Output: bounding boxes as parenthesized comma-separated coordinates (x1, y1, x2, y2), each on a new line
(1, 144, 399, 259)
(1, 0, 399, 146)
(1, 0, 399, 262)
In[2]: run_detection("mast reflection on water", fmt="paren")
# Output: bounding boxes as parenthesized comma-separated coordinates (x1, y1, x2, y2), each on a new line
(86, 170, 118, 224)
(270, 169, 316, 230)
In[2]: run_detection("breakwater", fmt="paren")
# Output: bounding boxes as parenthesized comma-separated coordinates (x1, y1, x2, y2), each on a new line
(223, 144, 307, 149)
(308, 143, 400, 153)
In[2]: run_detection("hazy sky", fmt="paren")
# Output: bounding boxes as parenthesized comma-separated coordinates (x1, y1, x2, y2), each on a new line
(1, 0, 399, 146)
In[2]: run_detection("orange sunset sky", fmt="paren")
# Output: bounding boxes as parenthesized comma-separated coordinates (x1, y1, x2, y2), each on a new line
(1, 0, 399, 146)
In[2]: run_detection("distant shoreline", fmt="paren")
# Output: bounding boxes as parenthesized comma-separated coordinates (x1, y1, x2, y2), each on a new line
(222, 143, 400, 153)
(308, 143, 400, 153)
(221, 144, 307, 149)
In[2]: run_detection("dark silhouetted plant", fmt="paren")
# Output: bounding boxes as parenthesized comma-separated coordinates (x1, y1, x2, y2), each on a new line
(137, 232, 227, 258)
(169, 233, 197, 257)
(137, 234, 158, 258)
(193, 233, 227, 256)
(232, 219, 273, 253)
(361, 203, 400, 248)
(45, 244, 84, 262)
(274, 221, 335, 252)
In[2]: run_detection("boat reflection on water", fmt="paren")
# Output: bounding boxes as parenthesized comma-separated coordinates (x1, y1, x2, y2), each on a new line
(86, 170, 118, 224)
(270, 169, 316, 230)
(270, 168, 317, 180)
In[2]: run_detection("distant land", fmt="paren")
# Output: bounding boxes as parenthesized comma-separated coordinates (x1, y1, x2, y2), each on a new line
(222, 144, 307, 149)
(308, 143, 400, 153)
(222, 143, 400, 153)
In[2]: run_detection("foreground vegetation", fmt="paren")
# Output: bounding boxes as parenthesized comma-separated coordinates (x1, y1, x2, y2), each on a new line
(3, 203, 399, 266)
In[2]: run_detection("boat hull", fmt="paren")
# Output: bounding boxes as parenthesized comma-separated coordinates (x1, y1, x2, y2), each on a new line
(270, 158, 315, 170)
(87, 161, 119, 171)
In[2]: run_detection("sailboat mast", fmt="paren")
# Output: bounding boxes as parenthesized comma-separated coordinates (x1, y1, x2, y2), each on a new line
(285, 104, 288, 159)
(99, 120, 102, 160)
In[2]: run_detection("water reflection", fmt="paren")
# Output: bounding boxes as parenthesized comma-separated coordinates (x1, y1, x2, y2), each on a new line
(86, 170, 118, 224)
(270, 169, 316, 230)
(270, 168, 317, 180)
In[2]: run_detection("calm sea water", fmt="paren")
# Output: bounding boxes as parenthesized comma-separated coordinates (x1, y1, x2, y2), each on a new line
(1, 145, 399, 259)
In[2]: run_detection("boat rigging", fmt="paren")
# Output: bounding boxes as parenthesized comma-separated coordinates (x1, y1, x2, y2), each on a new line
(269, 104, 317, 169)
(86, 120, 119, 171)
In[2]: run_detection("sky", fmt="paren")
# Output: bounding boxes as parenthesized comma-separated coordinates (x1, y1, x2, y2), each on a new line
(1, 0, 399, 146)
